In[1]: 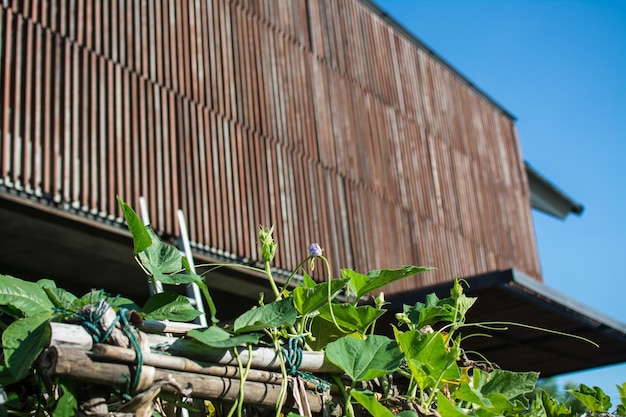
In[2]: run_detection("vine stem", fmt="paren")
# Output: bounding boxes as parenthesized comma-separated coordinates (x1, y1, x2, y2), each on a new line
(194, 262, 266, 277)
(332, 375, 355, 417)
(265, 261, 282, 301)
(279, 256, 313, 294)
(319, 255, 352, 334)
(273, 332, 289, 417)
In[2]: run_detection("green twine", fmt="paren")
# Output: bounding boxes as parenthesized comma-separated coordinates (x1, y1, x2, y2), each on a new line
(280, 336, 331, 392)
(117, 307, 144, 393)
(74, 299, 144, 397)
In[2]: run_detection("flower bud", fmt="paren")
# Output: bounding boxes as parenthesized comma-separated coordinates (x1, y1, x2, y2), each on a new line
(258, 225, 277, 263)
(396, 312, 411, 325)
(307, 243, 323, 257)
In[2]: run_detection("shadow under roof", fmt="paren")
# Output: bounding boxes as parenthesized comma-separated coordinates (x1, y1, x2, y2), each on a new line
(384, 269, 626, 377)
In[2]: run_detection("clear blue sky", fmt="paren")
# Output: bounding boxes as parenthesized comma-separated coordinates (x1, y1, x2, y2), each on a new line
(375, 0, 626, 405)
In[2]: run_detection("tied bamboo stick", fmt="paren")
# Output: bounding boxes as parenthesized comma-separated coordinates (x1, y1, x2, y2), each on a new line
(140, 320, 203, 335)
(38, 346, 326, 412)
(49, 322, 341, 373)
(90, 343, 323, 392)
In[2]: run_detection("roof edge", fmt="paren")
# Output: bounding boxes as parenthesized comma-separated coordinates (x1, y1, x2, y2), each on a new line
(361, 0, 517, 120)
(385, 269, 626, 339)
(506, 269, 626, 335)
(525, 161, 584, 219)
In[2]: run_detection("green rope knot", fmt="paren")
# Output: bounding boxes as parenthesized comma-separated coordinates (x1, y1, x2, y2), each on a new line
(281, 336, 331, 392)
(74, 297, 144, 397)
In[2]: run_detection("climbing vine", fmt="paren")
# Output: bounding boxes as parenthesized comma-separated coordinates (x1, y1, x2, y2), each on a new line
(0, 198, 624, 417)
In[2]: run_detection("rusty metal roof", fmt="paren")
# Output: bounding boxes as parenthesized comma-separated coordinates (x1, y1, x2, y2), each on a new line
(384, 269, 626, 377)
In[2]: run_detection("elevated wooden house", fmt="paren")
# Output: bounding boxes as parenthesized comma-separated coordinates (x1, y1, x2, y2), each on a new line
(1, 0, 624, 376)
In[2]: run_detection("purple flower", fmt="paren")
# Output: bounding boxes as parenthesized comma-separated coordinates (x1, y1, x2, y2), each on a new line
(308, 243, 323, 257)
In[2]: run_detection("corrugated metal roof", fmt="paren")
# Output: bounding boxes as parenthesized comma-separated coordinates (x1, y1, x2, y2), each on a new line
(361, 0, 517, 120)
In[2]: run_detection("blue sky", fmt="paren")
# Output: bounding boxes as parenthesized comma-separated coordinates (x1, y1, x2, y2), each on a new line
(374, 0, 626, 404)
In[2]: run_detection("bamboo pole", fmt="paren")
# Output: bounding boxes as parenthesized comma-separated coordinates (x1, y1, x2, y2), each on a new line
(90, 343, 323, 391)
(140, 320, 203, 335)
(39, 346, 156, 393)
(39, 346, 326, 413)
(49, 322, 340, 373)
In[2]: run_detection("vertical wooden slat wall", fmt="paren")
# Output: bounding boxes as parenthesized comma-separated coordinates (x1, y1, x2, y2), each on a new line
(0, 0, 542, 293)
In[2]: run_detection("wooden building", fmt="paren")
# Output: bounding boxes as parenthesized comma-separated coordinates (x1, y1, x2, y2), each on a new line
(1, 0, 624, 376)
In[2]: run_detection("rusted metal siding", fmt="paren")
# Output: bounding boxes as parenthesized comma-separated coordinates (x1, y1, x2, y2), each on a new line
(0, 0, 541, 293)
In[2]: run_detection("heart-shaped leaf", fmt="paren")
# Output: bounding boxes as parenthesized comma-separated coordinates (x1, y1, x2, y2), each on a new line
(318, 303, 385, 333)
(142, 291, 202, 322)
(343, 266, 434, 299)
(395, 329, 460, 390)
(138, 228, 184, 276)
(233, 298, 297, 333)
(292, 278, 349, 316)
(188, 326, 262, 348)
(325, 335, 403, 382)
(307, 316, 355, 350)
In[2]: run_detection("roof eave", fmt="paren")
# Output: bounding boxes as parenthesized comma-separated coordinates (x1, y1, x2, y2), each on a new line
(525, 161, 584, 219)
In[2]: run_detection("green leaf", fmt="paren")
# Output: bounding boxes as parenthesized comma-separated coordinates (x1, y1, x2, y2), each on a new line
(2, 312, 52, 381)
(449, 279, 477, 319)
(317, 303, 385, 333)
(481, 370, 538, 400)
(350, 389, 394, 417)
(325, 335, 403, 382)
(0, 274, 55, 317)
(343, 266, 434, 299)
(535, 390, 571, 417)
(402, 281, 476, 330)
(53, 380, 78, 417)
(437, 391, 471, 417)
(195, 280, 219, 325)
(41, 286, 79, 311)
(486, 392, 517, 412)
(301, 271, 317, 288)
(454, 381, 491, 408)
(187, 326, 262, 348)
(395, 329, 460, 390)
(292, 278, 349, 316)
(617, 382, 626, 409)
(307, 316, 348, 350)
(107, 295, 142, 312)
(404, 300, 455, 329)
(157, 272, 204, 286)
(567, 384, 612, 413)
(138, 228, 184, 276)
(0, 366, 19, 386)
(142, 292, 202, 322)
(117, 196, 152, 255)
(454, 369, 537, 415)
(233, 298, 296, 333)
